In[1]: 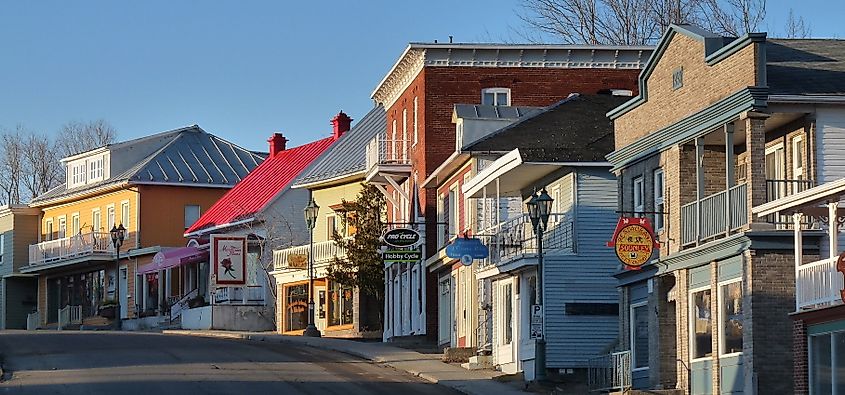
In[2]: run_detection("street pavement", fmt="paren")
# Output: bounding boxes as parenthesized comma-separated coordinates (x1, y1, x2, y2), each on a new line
(0, 330, 462, 395)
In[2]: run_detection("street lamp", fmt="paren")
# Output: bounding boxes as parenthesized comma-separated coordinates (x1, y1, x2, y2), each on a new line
(110, 223, 126, 330)
(303, 197, 321, 337)
(526, 189, 553, 382)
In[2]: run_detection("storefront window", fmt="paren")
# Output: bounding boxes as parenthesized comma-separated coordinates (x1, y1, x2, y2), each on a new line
(691, 289, 712, 359)
(631, 303, 649, 369)
(286, 284, 308, 332)
(720, 281, 743, 355)
(810, 330, 845, 395)
(328, 282, 354, 327)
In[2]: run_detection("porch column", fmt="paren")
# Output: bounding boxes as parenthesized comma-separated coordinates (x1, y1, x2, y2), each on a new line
(496, 178, 501, 226)
(383, 267, 390, 341)
(830, 201, 839, 259)
(695, 137, 705, 244)
(157, 269, 164, 314)
(725, 123, 735, 234)
(793, 212, 803, 311)
(744, 112, 770, 226)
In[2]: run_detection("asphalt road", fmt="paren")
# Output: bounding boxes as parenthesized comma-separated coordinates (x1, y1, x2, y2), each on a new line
(0, 331, 461, 395)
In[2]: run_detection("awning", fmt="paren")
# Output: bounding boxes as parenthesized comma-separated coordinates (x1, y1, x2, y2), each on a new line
(138, 247, 208, 274)
(462, 149, 563, 199)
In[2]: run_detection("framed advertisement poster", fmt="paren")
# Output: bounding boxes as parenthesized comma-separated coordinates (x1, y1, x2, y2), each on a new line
(211, 235, 247, 285)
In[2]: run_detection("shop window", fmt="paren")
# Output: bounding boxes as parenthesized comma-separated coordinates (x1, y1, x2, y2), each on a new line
(690, 288, 712, 359)
(720, 281, 743, 355)
(328, 281, 353, 327)
(285, 283, 309, 332)
(810, 330, 845, 394)
(631, 302, 649, 370)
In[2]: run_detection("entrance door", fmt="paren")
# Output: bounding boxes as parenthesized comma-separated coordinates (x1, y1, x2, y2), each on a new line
(315, 285, 327, 331)
(496, 278, 516, 366)
(765, 144, 785, 200)
(119, 266, 128, 319)
(47, 278, 60, 323)
(438, 275, 452, 346)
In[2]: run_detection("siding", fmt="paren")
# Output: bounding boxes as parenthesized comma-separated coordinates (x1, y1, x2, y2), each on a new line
(545, 167, 620, 368)
(814, 109, 845, 257)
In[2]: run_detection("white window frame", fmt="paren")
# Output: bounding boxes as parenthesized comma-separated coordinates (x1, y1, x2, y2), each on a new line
(481, 87, 511, 106)
(121, 201, 130, 228)
(45, 218, 54, 241)
(689, 285, 713, 363)
(184, 204, 200, 230)
(92, 208, 102, 233)
(326, 214, 337, 239)
(633, 176, 645, 217)
(718, 278, 744, 358)
(792, 135, 805, 181)
(0, 234, 5, 264)
(58, 216, 67, 239)
(107, 205, 116, 229)
(448, 183, 459, 240)
(653, 169, 665, 232)
(463, 173, 472, 232)
(630, 301, 650, 372)
(71, 213, 80, 236)
(413, 96, 419, 146)
(808, 329, 844, 394)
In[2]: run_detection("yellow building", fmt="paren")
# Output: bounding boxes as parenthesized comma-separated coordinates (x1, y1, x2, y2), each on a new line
(272, 106, 385, 337)
(24, 126, 263, 328)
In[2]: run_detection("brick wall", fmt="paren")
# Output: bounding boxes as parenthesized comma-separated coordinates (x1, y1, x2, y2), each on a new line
(793, 318, 808, 395)
(657, 275, 678, 389)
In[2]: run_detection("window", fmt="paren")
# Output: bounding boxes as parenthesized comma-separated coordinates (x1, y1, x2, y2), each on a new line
(92, 209, 101, 233)
(328, 281, 353, 326)
(402, 108, 408, 145)
(45, 219, 54, 241)
(0, 234, 5, 263)
(720, 281, 743, 355)
(413, 96, 418, 146)
(631, 302, 649, 370)
(71, 213, 80, 236)
(690, 288, 712, 359)
(448, 184, 458, 239)
(502, 283, 513, 345)
(58, 217, 66, 239)
(327, 214, 337, 239)
(438, 193, 447, 248)
(463, 173, 472, 232)
(107, 206, 115, 229)
(633, 176, 645, 217)
(792, 135, 805, 181)
(672, 67, 684, 90)
(653, 169, 665, 232)
(184, 205, 200, 229)
(121, 202, 130, 228)
(810, 330, 845, 394)
(481, 88, 510, 106)
(285, 283, 309, 332)
(391, 119, 398, 160)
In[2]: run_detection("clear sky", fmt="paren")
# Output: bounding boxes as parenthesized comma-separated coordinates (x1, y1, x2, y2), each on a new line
(0, 0, 841, 152)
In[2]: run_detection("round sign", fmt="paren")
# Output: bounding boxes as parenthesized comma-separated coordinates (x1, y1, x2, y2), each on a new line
(383, 228, 421, 248)
(460, 255, 473, 266)
(613, 223, 655, 268)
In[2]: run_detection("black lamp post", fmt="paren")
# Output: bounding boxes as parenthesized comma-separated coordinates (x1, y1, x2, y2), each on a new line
(303, 197, 321, 337)
(527, 189, 553, 382)
(110, 223, 126, 330)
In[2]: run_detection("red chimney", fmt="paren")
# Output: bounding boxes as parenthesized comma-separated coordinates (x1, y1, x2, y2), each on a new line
(268, 133, 287, 158)
(331, 111, 352, 139)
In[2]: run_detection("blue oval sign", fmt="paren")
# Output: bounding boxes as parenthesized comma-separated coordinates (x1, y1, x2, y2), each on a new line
(446, 237, 489, 263)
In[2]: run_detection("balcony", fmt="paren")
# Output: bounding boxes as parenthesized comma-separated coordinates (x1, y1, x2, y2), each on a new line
(365, 133, 412, 185)
(273, 239, 347, 272)
(796, 257, 844, 311)
(27, 232, 115, 269)
(475, 213, 574, 271)
(765, 179, 817, 227)
(680, 183, 748, 246)
(213, 285, 265, 305)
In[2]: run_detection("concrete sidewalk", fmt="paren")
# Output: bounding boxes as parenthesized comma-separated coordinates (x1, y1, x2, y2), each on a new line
(161, 330, 526, 395)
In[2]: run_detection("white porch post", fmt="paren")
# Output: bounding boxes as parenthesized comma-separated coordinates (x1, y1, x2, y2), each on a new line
(793, 212, 803, 311)
(496, 178, 501, 226)
(383, 267, 390, 341)
(830, 201, 839, 259)
(725, 124, 735, 234)
(695, 137, 705, 244)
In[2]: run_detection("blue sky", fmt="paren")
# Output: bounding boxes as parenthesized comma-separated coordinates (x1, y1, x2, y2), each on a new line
(0, 0, 841, 152)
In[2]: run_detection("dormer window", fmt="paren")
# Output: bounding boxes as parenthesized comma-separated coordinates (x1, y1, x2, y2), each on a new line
(67, 152, 109, 188)
(481, 88, 511, 106)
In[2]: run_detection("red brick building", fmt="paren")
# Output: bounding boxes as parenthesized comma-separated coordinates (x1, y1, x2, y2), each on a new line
(365, 43, 651, 341)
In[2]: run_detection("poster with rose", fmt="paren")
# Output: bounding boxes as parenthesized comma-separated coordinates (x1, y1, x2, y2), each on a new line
(211, 235, 247, 285)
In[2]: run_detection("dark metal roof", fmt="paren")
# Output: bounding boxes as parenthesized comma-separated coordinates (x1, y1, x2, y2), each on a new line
(464, 94, 630, 162)
(31, 125, 266, 204)
(767, 39, 845, 96)
(292, 106, 386, 187)
(453, 104, 542, 120)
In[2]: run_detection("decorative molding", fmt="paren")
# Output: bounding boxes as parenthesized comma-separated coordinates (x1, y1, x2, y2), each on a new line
(372, 48, 425, 110)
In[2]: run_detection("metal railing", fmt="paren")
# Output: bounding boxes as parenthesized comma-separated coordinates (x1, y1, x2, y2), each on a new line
(29, 232, 114, 266)
(796, 257, 845, 311)
(26, 311, 38, 330)
(681, 183, 748, 246)
(365, 133, 412, 171)
(170, 289, 199, 319)
(765, 179, 817, 227)
(475, 213, 574, 270)
(273, 239, 349, 271)
(57, 305, 82, 330)
(587, 350, 632, 392)
(214, 285, 265, 305)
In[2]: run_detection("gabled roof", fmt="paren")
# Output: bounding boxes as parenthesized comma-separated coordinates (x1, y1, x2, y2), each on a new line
(292, 106, 386, 189)
(30, 125, 265, 206)
(464, 94, 630, 162)
(767, 39, 845, 96)
(185, 137, 336, 236)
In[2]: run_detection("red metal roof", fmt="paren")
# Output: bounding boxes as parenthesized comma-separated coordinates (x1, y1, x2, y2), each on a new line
(185, 137, 336, 235)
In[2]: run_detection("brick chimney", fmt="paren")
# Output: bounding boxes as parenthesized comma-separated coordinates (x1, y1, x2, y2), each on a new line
(268, 133, 288, 158)
(331, 111, 352, 139)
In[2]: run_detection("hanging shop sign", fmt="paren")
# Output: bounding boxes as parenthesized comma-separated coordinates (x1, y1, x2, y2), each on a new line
(607, 217, 659, 270)
(287, 253, 308, 269)
(383, 228, 421, 248)
(446, 237, 489, 266)
(383, 250, 422, 264)
(211, 234, 247, 285)
(837, 250, 845, 302)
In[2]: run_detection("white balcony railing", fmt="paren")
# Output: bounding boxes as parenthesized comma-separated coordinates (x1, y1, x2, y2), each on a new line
(26, 311, 39, 331)
(475, 213, 574, 270)
(365, 133, 412, 171)
(273, 239, 348, 272)
(588, 350, 632, 392)
(214, 285, 265, 305)
(57, 305, 82, 330)
(29, 232, 114, 266)
(796, 257, 845, 311)
(681, 183, 748, 246)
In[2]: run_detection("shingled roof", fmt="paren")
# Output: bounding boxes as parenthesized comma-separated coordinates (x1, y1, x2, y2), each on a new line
(30, 125, 265, 206)
(464, 94, 630, 162)
(767, 39, 845, 96)
(292, 106, 386, 188)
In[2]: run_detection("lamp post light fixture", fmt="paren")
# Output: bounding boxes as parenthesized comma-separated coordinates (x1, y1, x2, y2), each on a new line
(110, 223, 126, 330)
(303, 197, 322, 337)
(526, 189, 553, 382)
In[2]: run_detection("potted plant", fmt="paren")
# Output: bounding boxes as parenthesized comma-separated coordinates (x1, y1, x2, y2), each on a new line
(187, 294, 207, 309)
(99, 299, 117, 319)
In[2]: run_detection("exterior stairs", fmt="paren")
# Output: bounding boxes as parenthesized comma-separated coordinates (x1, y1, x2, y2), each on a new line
(461, 355, 494, 370)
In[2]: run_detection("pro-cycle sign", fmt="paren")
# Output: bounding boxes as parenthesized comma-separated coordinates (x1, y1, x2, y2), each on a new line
(383, 228, 421, 248)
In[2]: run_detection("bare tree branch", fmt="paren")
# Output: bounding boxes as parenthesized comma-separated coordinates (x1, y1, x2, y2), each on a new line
(783, 8, 811, 38)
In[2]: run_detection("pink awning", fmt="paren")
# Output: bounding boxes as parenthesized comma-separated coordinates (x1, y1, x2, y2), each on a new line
(138, 247, 208, 274)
